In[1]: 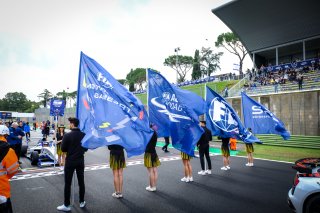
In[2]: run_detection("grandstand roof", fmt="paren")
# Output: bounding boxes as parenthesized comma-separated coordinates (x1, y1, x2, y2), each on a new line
(212, 0, 320, 53)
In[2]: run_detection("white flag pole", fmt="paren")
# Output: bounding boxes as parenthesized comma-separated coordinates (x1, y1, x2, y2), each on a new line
(146, 68, 149, 116)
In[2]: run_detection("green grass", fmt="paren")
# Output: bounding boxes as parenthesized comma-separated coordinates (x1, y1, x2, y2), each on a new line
(135, 80, 239, 105)
(237, 144, 320, 163)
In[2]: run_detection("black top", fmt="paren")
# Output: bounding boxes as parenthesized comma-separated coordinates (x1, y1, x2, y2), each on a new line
(56, 132, 63, 141)
(108, 144, 124, 151)
(61, 128, 87, 161)
(221, 137, 230, 148)
(197, 126, 212, 148)
(145, 131, 157, 153)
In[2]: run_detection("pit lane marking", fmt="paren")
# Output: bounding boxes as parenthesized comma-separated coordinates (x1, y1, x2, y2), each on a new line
(10, 155, 182, 181)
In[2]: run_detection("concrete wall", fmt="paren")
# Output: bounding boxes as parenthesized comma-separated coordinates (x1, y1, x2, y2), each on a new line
(229, 90, 320, 136)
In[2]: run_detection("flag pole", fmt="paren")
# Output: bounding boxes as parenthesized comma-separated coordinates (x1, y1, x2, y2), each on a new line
(146, 68, 149, 116)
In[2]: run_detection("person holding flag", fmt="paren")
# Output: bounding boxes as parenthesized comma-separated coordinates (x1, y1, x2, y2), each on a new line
(108, 144, 126, 198)
(144, 124, 160, 191)
(245, 128, 254, 167)
(147, 68, 205, 182)
(180, 151, 193, 182)
(219, 136, 231, 170)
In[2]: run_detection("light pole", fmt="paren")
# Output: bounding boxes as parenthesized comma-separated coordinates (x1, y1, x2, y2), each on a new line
(174, 47, 180, 84)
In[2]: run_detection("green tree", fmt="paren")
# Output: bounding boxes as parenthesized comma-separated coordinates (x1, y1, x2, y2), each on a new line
(1, 92, 29, 112)
(199, 47, 223, 77)
(215, 32, 248, 75)
(117, 79, 127, 85)
(38, 89, 53, 108)
(191, 49, 202, 80)
(56, 90, 68, 101)
(126, 68, 146, 91)
(164, 55, 193, 83)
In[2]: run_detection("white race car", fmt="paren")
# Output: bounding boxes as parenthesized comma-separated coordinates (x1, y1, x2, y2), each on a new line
(22, 139, 58, 167)
(288, 158, 320, 213)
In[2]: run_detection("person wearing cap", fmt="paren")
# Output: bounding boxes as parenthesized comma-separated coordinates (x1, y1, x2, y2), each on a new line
(7, 122, 25, 164)
(0, 125, 19, 213)
(197, 121, 212, 175)
(57, 118, 87, 212)
(56, 125, 66, 169)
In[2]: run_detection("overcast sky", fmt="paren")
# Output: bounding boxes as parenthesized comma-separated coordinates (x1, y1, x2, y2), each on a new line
(0, 0, 253, 102)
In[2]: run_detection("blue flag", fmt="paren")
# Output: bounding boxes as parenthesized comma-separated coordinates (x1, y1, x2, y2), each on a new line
(205, 86, 260, 143)
(76, 52, 154, 157)
(50, 99, 66, 116)
(241, 92, 290, 140)
(148, 69, 206, 156)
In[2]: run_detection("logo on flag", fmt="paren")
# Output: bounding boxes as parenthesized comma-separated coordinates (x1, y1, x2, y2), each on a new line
(50, 99, 66, 116)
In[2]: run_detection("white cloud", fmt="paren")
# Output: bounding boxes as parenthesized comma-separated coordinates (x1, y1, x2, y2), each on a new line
(0, 0, 252, 101)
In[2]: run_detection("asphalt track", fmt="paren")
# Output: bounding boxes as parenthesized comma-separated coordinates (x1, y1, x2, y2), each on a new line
(10, 131, 296, 213)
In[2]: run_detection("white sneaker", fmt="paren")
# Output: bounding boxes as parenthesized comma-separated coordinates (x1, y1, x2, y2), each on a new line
(57, 204, 71, 212)
(188, 177, 193, 182)
(205, 170, 212, 174)
(226, 166, 231, 170)
(181, 177, 188, 182)
(221, 167, 228, 171)
(245, 163, 251, 166)
(250, 163, 254, 167)
(198, 170, 206, 175)
(80, 201, 86, 208)
(112, 192, 123, 198)
(146, 186, 156, 192)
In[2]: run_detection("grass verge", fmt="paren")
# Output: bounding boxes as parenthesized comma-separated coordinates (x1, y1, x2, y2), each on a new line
(237, 144, 320, 163)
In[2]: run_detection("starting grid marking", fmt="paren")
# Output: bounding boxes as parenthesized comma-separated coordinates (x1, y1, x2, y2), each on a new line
(11, 155, 182, 181)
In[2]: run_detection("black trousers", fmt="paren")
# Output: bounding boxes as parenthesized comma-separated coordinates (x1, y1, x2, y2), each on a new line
(162, 137, 170, 151)
(10, 143, 22, 161)
(0, 198, 13, 213)
(64, 159, 85, 206)
(199, 144, 212, 170)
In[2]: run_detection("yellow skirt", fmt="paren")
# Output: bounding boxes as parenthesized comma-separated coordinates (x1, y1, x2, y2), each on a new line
(245, 143, 254, 153)
(56, 143, 66, 156)
(144, 153, 161, 168)
(110, 152, 126, 170)
(181, 152, 192, 160)
(221, 146, 230, 157)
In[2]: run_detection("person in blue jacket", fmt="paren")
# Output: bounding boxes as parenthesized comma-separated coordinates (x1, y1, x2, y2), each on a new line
(7, 122, 25, 164)
(24, 122, 31, 142)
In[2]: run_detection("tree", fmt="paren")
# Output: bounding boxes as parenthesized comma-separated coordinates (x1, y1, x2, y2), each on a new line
(117, 79, 127, 85)
(37, 89, 53, 108)
(164, 55, 193, 83)
(56, 90, 68, 101)
(191, 50, 201, 80)
(215, 32, 248, 75)
(126, 68, 146, 91)
(199, 47, 223, 77)
(1, 92, 29, 112)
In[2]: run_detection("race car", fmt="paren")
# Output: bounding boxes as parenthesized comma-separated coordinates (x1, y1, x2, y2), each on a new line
(21, 139, 58, 167)
(288, 158, 320, 213)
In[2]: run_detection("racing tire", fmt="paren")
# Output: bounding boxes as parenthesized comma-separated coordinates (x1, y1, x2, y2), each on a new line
(30, 151, 39, 166)
(20, 145, 28, 156)
(305, 194, 320, 213)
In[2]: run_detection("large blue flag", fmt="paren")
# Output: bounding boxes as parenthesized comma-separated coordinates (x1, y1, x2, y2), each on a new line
(148, 69, 206, 156)
(76, 52, 154, 157)
(205, 86, 260, 143)
(241, 92, 290, 140)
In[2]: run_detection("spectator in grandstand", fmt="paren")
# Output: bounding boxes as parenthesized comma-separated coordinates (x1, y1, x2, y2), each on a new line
(297, 72, 303, 90)
(224, 86, 229, 97)
(274, 78, 279, 93)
